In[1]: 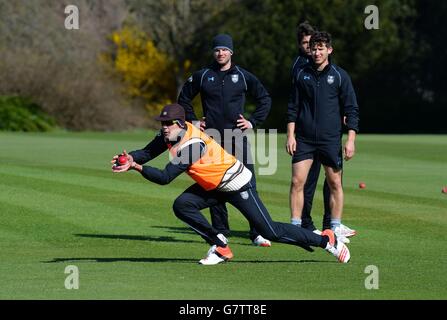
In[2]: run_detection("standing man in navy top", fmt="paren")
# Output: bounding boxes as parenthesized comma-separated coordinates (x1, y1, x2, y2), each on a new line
(286, 31, 359, 241)
(178, 34, 272, 247)
(288, 23, 357, 240)
(288, 21, 329, 234)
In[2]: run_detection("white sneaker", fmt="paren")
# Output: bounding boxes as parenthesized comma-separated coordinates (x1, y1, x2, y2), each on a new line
(199, 245, 223, 265)
(338, 224, 357, 238)
(334, 232, 350, 244)
(313, 229, 322, 235)
(334, 226, 355, 243)
(321, 229, 351, 263)
(252, 235, 272, 247)
(198, 244, 234, 265)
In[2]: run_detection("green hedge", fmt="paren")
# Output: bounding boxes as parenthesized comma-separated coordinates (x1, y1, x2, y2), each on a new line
(0, 96, 57, 131)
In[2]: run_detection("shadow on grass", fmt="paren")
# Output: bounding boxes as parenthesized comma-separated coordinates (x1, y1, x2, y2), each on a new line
(75, 229, 316, 248)
(74, 233, 202, 244)
(151, 225, 196, 235)
(44, 257, 336, 264)
(44, 257, 197, 263)
(152, 225, 252, 239)
(151, 225, 254, 246)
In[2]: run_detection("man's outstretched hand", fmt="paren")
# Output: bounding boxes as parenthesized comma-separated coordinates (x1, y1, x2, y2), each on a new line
(111, 150, 134, 172)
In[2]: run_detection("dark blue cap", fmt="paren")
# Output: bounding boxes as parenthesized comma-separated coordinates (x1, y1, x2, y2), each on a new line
(212, 34, 233, 53)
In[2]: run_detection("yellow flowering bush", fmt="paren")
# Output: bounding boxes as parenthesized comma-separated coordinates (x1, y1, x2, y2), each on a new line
(110, 26, 177, 115)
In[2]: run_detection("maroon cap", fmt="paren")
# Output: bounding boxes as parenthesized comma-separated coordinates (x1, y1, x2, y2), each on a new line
(154, 103, 186, 122)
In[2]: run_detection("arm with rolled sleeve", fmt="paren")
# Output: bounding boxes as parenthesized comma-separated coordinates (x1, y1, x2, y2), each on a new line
(244, 71, 272, 128)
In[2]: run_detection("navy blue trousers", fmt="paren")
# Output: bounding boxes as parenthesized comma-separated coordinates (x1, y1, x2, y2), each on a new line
(302, 159, 332, 231)
(173, 183, 324, 250)
(210, 136, 259, 240)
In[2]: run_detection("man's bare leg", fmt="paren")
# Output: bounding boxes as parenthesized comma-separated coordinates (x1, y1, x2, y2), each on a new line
(290, 159, 314, 226)
(323, 166, 343, 225)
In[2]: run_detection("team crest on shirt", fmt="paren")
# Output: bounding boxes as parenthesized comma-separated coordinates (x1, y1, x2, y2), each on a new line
(231, 74, 239, 83)
(240, 191, 249, 200)
(327, 75, 335, 85)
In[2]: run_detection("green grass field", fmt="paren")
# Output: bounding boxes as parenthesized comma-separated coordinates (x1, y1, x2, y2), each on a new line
(0, 131, 446, 299)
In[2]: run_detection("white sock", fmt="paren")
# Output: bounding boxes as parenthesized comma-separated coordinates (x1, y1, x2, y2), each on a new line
(331, 219, 341, 230)
(291, 218, 302, 226)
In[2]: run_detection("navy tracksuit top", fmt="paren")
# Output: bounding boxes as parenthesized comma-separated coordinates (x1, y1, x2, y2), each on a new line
(178, 62, 271, 135)
(287, 62, 359, 144)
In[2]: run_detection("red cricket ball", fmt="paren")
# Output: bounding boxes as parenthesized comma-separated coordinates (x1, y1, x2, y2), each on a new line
(359, 182, 366, 189)
(117, 155, 128, 165)
(442, 186, 447, 194)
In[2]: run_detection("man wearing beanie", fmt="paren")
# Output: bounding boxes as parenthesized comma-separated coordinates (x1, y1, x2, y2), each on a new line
(178, 33, 272, 247)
